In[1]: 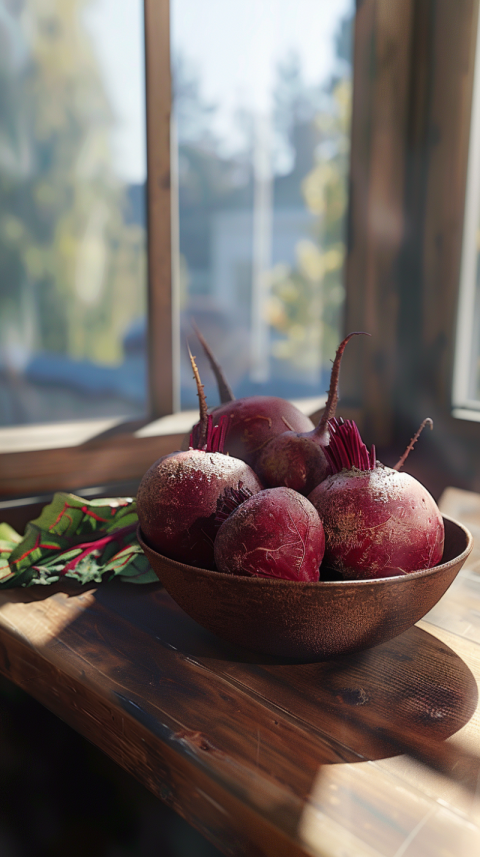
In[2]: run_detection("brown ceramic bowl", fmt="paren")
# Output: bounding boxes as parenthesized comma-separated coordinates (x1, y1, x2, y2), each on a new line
(137, 515, 472, 660)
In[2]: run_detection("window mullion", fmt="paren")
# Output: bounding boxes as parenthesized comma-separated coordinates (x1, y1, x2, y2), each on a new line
(144, 0, 177, 418)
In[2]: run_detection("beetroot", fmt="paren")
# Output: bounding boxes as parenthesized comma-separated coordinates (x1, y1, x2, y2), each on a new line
(137, 446, 263, 568)
(308, 419, 444, 580)
(205, 396, 315, 469)
(191, 327, 314, 468)
(214, 487, 325, 581)
(136, 351, 263, 569)
(254, 333, 367, 495)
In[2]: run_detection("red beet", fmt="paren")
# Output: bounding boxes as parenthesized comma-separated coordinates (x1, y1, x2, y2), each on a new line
(254, 333, 367, 495)
(308, 419, 444, 580)
(190, 327, 314, 468)
(137, 447, 263, 569)
(214, 487, 325, 581)
(205, 396, 315, 469)
(137, 350, 263, 569)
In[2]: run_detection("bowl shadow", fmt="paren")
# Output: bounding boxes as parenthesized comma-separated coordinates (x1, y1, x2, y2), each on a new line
(94, 580, 479, 764)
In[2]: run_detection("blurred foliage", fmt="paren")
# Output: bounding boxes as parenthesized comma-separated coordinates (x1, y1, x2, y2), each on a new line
(267, 67, 352, 373)
(173, 11, 353, 385)
(0, 0, 146, 370)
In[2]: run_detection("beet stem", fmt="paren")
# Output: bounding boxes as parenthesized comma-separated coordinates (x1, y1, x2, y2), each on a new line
(188, 344, 208, 446)
(206, 413, 214, 449)
(316, 332, 370, 435)
(192, 321, 235, 404)
(393, 418, 433, 471)
(190, 414, 229, 453)
(217, 415, 228, 453)
(325, 418, 376, 473)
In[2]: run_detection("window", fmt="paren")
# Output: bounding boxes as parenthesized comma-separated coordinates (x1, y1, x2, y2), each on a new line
(1, 0, 177, 499)
(0, 0, 148, 427)
(172, 0, 354, 408)
(2, 0, 353, 499)
(2, 0, 480, 502)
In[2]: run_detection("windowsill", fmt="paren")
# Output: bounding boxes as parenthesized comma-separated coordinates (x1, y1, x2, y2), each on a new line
(452, 407, 480, 422)
(0, 395, 328, 499)
(0, 413, 197, 454)
(0, 417, 131, 454)
(0, 395, 327, 454)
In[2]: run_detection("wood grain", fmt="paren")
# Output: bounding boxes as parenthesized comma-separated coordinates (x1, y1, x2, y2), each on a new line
(0, 487, 479, 855)
(0, 582, 478, 856)
(344, 0, 415, 444)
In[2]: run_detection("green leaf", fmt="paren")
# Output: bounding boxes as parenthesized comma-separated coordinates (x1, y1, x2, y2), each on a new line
(1, 493, 157, 589)
(0, 522, 22, 545)
(0, 522, 22, 584)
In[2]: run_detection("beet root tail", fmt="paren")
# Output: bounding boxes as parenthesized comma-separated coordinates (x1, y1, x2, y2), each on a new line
(316, 331, 370, 435)
(393, 417, 434, 471)
(192, 321, 235, 404)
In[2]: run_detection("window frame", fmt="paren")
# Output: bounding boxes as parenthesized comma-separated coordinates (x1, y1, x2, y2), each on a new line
(3, 0, 480, 502)
(342, 0, 480, 499)
(0, 0, 180, 500)
(452, 2, 480, 415)
(0, 0, 329, 500)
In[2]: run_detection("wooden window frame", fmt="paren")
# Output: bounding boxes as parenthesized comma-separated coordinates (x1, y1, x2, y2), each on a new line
(2, 0, 480, 503)
(342, 0, 480, 499)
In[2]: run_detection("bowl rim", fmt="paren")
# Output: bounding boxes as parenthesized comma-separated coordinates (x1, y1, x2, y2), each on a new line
(137, 515, 472, 588)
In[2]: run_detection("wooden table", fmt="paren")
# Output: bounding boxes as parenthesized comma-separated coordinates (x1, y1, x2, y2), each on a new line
(0, 488, 480, 857)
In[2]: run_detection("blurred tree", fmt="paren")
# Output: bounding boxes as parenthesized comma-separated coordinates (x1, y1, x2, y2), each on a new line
(172, 11, 354, 401)
(0, 0, 145, 375)
(267, 14, 353, 376)
(173, 54, 251, 214)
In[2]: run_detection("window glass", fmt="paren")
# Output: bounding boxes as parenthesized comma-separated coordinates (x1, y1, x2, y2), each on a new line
(172, 0, 355, 409)
(0, 0, 147, 427)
